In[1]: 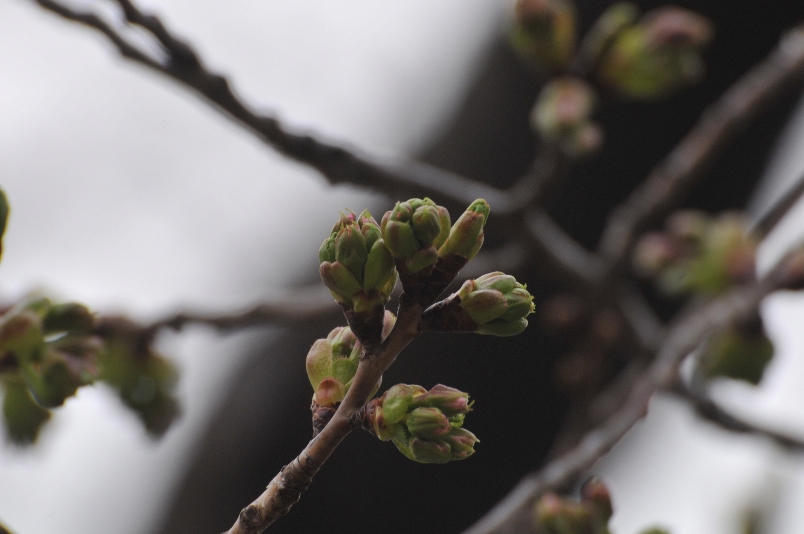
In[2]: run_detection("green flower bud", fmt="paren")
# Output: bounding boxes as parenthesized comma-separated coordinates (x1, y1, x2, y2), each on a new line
(363, 239, 395, 293)
(439, 199, 489, 261)
(0, 310, 44, 363)
(320, 210, 398, 330)
(581, 477, 614, 524)
(532, 77, 602, 158)
(637, 211, 758, 296)
(433, 205, 451, 249)
(2, 381, 51, 445)
(459, 273, 535, 335)
(335, 218, 368, 284)
(422, 384, 470, 416)
(535, 493, 595, 534)
(319, 261, 362, 303)
(404, 437, 452, 464)
(42, 303, 94, 334)
(380, 383, 415, 427)
(358, 210, 382, 251)
(369, 383, 477, 463)
(26, 349, 91, 408)
(597, 6, 712, 99)
(702, 321, 773, 385)
(511, 0, 576, 72)
(381, 198, 448, 273)
(406, 406, 451, 439)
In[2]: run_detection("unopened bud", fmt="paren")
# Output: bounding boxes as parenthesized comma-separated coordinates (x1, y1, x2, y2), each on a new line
(439, 199, 489, 261)
(381, 198, 448, 273)
(0, 310, 44, 363)
(42, 303, 94, 334)
(581, 476, 613, 522)
(511, 0, 577, 72)
(597, 6, 712, 99)
(3, 381, 51, 445)
(702, 319, 773, 385)
(532, 78, 602, 158)
(369, 383, 478, 463)
(460, 273, 535, 336)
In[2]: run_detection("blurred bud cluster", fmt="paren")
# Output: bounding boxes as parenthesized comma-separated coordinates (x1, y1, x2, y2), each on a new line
(535, 478, 669, 534)
(633, 211, 757, 296)
(512, 0, 712, 157)
(0, 189, 179, 444)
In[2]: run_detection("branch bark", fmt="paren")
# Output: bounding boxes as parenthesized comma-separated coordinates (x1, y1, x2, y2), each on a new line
(462, 260, 799, 534)
(597, 24, 804, 275)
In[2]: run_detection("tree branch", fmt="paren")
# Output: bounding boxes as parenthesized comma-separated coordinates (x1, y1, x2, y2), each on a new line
(670, 381, 804, 453)
(224, 296, 424, 534)
(462, 260, 800, 534)
(752, 171, 804, 238)
(597, 24, 804, 274)
(139, 288, 337, 337)
(31, 0, 557, 218)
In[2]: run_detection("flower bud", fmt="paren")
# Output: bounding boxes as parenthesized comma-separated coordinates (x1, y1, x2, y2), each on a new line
(535, 493, 596, 534)
(422, 384, 470, 416)
(42, 303, 94, 334)
(581, 476, 613, 523)
(368, 383, 477, 463)
(26, 349, 93, 408)
(406, 406, 451, 439)
(511, 0, 576, 72)
(0, 310, 44, 363)
(532, 77, 602, 158)
(2, 381, 51, 445)
(702, 318, 773, 385)
(636, 211, 758, 297)
(459, 273, 535, 336)
(597, 6, 712, 99)
(438, 199, 489, 261)
(381, 198, 449, 273)
(320, 210, 397, 346)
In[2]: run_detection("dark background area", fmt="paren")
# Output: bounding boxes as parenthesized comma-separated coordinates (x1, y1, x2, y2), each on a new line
(158, 2, 804, 533)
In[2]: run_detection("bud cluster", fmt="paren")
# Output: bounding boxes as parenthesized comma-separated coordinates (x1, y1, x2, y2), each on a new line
(0, 298, 101, 443)
(364, 383, 478, 464)
(535, 477, 613, 534)
(532, 77, 603, 158)
(421, 272, 535, 336)
(511, 0, 577, 72)
(633, 211, 757, 296)
(381, 198, 450, 274)
(319, 210, 397, 313)
(595, 4, 713, 99)
(701, 314, 774, 385)
(94, 317, 179, 437)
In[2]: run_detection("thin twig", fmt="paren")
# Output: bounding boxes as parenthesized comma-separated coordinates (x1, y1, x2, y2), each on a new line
(31, 0, 552, 218)
(752, 171, 804, 238)
(224, 296, 425, 534)
(598, 24, 804, 274)
(140, 288, 337, 337)
(524, 209, 605, 289)
(462, 259, 800, 534)
(670, 380, 804, 453)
